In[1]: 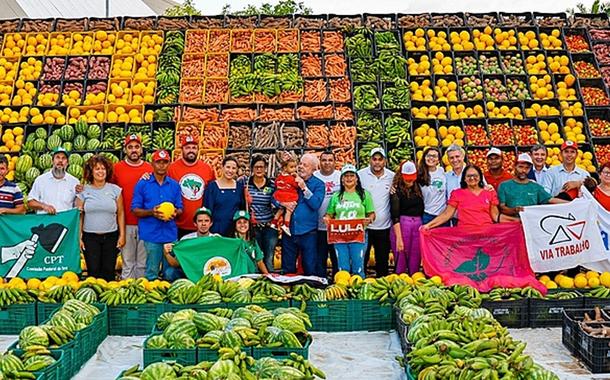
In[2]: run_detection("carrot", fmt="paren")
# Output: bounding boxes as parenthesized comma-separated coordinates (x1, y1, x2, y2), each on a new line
(301, 54, 322, 77)
(220, 107, 256, 122)
(333, 147, 356, 167)
(301, 31, 321, 52)
(179, 79, 205, 103)
(176, 122, 202, 147)
(330, 122, 357, 147)
(329, 78, 351, 102)
(324, 54, 347, 77)
(254, 30, 276, 53)
(306, 124, 330, 148)
(201, 149, 224, 178)
(231, 30, 253, 52)
(297, 105, 333, 120)
(208, 30, 230, 53)
(182, 54, 206, 79)
(335, 106, 353, 121)
(181, 106, 219, 123)
(277, 29, 299, 52)
(202, 122, 229, 149)
(258, 107, 295, 121)
(304, 79, 328, 102)
(323, 31, 344, 53)
(186, 30, 208, 53)
(230, 94, 254, 104)
(279, 91, 303, 102)
(254, 93, 278, 104)
(204, 79, 229, 104)
(206, 54, 229, 78)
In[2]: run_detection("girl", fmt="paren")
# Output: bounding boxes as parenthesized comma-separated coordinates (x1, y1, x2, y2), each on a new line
(417, 147, 447, 224)
(231, 210, 269, 274)
(272, 154, 299, 236)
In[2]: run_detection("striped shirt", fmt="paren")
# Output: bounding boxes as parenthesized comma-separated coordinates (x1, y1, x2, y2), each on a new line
(246, 177, 275, 224)
(0, 180, 23, 209)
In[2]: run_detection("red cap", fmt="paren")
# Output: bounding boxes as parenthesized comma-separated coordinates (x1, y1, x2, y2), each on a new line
(561, 140, 578, 151)
(124, 134, 141, 146)
(152, 150, 170, 162)
(180, 134, 199, 146)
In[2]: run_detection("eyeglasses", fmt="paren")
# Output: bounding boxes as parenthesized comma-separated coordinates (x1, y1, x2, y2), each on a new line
(601, 171, 610, 176)
(253, 165, 265, 169)
(465, 174, 480, 179)
(426, 154, 439, 159)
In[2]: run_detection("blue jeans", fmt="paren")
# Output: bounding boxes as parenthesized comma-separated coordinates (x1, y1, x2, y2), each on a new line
(144, 241, 173, 280)
(317, 230, 337, 278)
(164, 266, 185, 282)
(281, 230, 317, 276)
(334, 238, 367, 278)
(254, 225, 278, 273)
(422, 212, 450, 226)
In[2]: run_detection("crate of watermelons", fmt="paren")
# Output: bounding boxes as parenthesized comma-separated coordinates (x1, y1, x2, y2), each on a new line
(143, 333, 198, 366)
(528, 289, 584, 328)
(480, 288, 530, 328)
(8, 349, 64, 380)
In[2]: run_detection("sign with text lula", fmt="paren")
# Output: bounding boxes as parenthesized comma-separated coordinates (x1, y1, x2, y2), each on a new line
(327, 219, 366, 244)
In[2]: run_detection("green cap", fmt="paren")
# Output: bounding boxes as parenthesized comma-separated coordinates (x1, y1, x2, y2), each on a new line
(52, 147, 69, 157)
(340, 163, 357, 175)
(193, 207, 213, 221)
(233, 210, 250, 221)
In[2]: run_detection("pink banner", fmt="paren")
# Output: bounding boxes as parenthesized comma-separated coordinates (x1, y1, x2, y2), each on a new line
(419, 222, 546, 294)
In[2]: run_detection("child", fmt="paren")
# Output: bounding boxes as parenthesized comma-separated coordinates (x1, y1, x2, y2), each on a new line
(272, 154, 299, 236)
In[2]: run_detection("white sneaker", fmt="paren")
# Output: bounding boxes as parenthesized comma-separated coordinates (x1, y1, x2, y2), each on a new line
(281, 225, 292, 236)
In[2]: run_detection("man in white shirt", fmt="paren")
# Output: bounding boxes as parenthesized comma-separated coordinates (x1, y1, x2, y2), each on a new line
(358, 147, 395, 276)
(542, 141, 589, 196)
(445, 144, 466, 197)
(313, 151, 341, 278)
(528, 144, 549, 183)
(27, 147, 79, 214)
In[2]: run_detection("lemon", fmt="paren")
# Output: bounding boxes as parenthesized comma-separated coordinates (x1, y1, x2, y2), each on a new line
(545, 280, 558, 289)
(574, 276, 588, 289)
(589, 277, 601, 288)
(539, 275, 551, 283)
(586, 271, 600, 279)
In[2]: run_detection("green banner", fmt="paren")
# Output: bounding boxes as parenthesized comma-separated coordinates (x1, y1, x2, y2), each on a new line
(173, 236, 254, 281)
(0, 209, 81, 279)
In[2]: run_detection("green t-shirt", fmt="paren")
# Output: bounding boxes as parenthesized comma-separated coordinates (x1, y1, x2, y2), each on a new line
(242, 239, 263, 272)
(326, 190, 375, 220)
(498, 179, 552, 208)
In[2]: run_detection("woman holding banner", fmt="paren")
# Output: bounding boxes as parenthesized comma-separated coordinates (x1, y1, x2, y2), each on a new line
(231, 210, 269, 274)
(595, 163, 610, 211)
(324, 164, 375, 278)
(422, 165, 517, 229)
(390, 161, 424, 275)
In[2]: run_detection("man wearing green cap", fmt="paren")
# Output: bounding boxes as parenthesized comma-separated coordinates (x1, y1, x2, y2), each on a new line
(28, 147, 79, 214)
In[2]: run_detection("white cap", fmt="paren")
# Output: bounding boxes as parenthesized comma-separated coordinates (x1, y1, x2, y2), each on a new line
(370, 147, 386, 158)
(401, 161, 417, 180)
(516, 153, 533, 165)
(486, 147, 502, 157)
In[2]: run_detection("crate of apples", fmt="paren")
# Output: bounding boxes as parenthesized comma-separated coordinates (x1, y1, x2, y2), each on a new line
(513, 123, 539, 146)
(489, 122, 514, 145)
(465, 123, 490, 145)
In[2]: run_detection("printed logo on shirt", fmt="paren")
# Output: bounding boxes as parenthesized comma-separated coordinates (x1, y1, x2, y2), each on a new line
(431, 178, 444, 191)
(325, 181, 337, 195)
(179, 174, 205, 201)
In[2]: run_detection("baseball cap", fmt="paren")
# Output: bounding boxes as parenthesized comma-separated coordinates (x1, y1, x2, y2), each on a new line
(340, 163, 357, 175)
(193, 207, 213, 221)
(124, 134, 141, 146)
(516, 153, 533, 165)
(180, 134, 199, 146)
(233, 210, 250, 221)
(561, 140, 578, 151)
(401, 161, 417, 181)
(51, 147, 69, 157)
(486, 147, 502, 158)
(152, 150, 170, 162)
(370, 147, 386, 158)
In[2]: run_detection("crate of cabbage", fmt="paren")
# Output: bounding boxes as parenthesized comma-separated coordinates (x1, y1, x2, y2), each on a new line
(528, 289, 584, 327)
(0, 350, 63, 380)
(480, 287, 530, 328)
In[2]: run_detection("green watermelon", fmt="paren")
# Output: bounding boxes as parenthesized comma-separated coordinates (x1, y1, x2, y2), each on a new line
(146, 334, 168, 349)
(140, 362, 177, 380)
(36, 153, 52, 170)
(23, 140, 33, 153)
(75, 287, 98, 303)
(25, 167, 40, 184)
(58, 124, 74, 141)
(0, 352, 24, 374)
(67, 164, 83, 179)
(33, 138, 46, 152)
(63, 142, 73, 152)
(75, 119, 88, 135)
(86, 138, 101, 151)
(18, 326, 49, 349)
(163, 319, 197, 340)
(167, 333, 195, 349)
(82, 153, 93, 162)
(73, 135, 87, 151)
(15, 155, 33, 173)
(35, 127, 47, 139)
(23, 354, 55, 371)
(87, 124, 101, 139)
(16, 182, 29, 194)
(69, 153, 83, 166)
(47, 135, 62, 150)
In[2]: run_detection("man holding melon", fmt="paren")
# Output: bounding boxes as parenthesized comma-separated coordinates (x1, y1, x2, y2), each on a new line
(132, 149, 183, 280)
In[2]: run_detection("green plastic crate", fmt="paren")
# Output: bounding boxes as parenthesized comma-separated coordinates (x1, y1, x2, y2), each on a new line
(143, 333, 197, 366)
(9, 338, 77, 378)
(224, 300, 290, 311)
(108, 304, 163, 335)
(77, 304, 108, 357)
(0, 303, 37, 334)
(161, 303, 221, 313)
(293, 300, 351, 332)
(197, 347, 221, 362)
(36, 302, 63, 324)
(251, 336, 311, 360)
(12, 349, 63, 380)
(349, 300, 394, 331)
(406, 365, 415, 380)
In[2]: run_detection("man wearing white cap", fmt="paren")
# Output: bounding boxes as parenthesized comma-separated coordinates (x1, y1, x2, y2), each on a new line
(498, 153, 567, 217)
(484, 147, 513, 191)
(358, 147, 394, 276)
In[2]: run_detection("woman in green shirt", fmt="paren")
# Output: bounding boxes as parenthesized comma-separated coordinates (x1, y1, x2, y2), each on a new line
(324, 164, 376, 278)
(231, 210, 269, 274)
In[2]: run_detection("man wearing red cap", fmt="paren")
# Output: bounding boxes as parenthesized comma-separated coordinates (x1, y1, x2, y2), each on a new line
(112, 134, 153, 279)
(132, 149, 183, 280)
(541, 140, 589, 196)
(168, 135, 216, 238)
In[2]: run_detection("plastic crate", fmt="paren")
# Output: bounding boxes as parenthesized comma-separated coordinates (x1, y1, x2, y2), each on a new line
(36, 302, 63, 323)
(9, 337, 77, 378)
(143, 333, 197, 366)
(349, 300, 394, 331)
(481, 299, 529, 328)
(252, 336, 311, 360)
(292, 300, 351, 332)
(78, 304, 108, 357)
(394, 306, 410, 354)
(406, 365, 415, 380)
(224, 300, 290, 311)
(11, 349, 63, 380)
(578, 322, 610, 373)
(108, 304, 163, 336)
(0, 303, 37, 334)
(584, 296, 610, 309)
(529, 291, 584, 327)
(562, 308, 610, 357)
(161, 303, 221, 313)
(197, 347, 222, 362)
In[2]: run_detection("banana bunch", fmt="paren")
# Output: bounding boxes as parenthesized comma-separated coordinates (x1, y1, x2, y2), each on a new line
(356, 114, 383, 142)
(39, 324, 75, 347)
(541, 291, 580, 300)
(284, 352, 326, 379)
(277, 54, 299, 75)
(99, 281, 165, 306)
(451, 284, 483, 308)
(482, 287, 543, 301)
(587, 287, 610, 298)
(100, 125, 125, 150)
(249, 279, 289, 302)
(37, 285, 74, 303)
(382, 79, 410, 109)
(156, 31, 184, 104)
(161, 31, 185, 56)
(152, 127, 175, 151)
(324, 284, 349, 300)
(388, 147, 413, 172)
(345, 30, 372, 58)
(152, 106, 175, 122)
(0, 287, 35, 307)
(359, 277, 411, 304)
(126, 125, 153, 149)
(384, 114, 411, 145)
(254, 54, 276, 75)
(354, 84, 380, 110)
(291, 283, 318, 302)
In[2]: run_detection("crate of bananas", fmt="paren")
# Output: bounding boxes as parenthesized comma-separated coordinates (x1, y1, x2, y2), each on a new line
(528, 288, 583, 328)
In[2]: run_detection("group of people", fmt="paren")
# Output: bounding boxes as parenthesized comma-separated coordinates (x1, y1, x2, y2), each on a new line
(0, 130, 607, 280)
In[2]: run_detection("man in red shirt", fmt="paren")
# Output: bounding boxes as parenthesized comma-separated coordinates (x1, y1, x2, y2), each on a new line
(484, 147, 513, 191)
(168, 135, 216, 237)
(112, 134, 152, 279)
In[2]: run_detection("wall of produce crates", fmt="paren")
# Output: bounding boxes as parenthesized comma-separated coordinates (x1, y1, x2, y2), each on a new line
(0, 12, 607, 194)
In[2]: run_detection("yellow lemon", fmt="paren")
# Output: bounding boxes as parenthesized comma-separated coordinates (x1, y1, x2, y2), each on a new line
(586, 271, 600, 279)
(589, 277, 601, 288)
(545, 280, 558, 289)
(574, 276, 588, 289)
(430, 275, 443, 285)
(539, 275, 551, 283)
(600, 272, 610, 287)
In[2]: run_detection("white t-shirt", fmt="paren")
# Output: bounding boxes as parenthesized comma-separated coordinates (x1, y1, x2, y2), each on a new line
(28, 171, 79, 214)
(421, 167, 447, 216)
(357, 167, 395, 230)
(314, 169, 341, 231)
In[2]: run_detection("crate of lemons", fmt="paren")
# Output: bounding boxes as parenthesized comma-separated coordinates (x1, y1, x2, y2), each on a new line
(539, 271, 610, 290)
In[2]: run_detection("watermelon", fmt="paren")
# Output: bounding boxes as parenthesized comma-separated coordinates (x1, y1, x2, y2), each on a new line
(140, 362, 177, 380)
(167, 333, 195, 349)
(63, 142, 73, 152)
(69, 153, 83, 166)
(172, 309, 196, 321)
(67, 164, 83, 179)
(18, 326, 49, 349)
(219, 330, 243, 348)
(58, 124, 74, 141)
(33, 138, 46, 152)
(146, 334, 168, 349)
(36, 153, 52, 170)
(75, 287, 98, 303)
(163, 319, 197, 340)
(86, 138, 101, 151)
(35, 127, 48, 139)
(23, 140, 34, 153)
(23, 354, 55, 371)
(87, 124, 101, 139)
(75, 119, 88, 135)
(82, 153, 93, 162)
(16, 182, 29, 194)
(73, 135, 87, 151)
(15, 155, 33, 173)
(193, 313, 223, 334)
(156, 313, 175, 331)
(25, 167, 40, 184)
(47, 135, 62, 150)
(26, 133, 36, 143)
(0, 352, 24, 374)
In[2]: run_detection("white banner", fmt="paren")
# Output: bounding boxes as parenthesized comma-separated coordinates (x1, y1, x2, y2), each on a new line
(580, 187, 610, 272)
(520, 198, 607, 272)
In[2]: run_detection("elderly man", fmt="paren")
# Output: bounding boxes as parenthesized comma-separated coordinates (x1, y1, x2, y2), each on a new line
(445, 144, 467, 197)
(278, 153, 325, 276)
(542, 141, 589, 196)
(527, 144, 549, 183)
(498, 153, 566, 217)
(28, 147, 79, 214)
